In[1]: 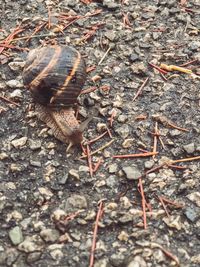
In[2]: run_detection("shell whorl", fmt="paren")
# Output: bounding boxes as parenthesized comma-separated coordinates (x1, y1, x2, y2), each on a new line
(22, 45, 87, 109)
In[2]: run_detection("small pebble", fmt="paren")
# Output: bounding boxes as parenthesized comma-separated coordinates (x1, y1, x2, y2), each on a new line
(64, 194, 87, 212)
(187, 192, 200, 207)
(108, 163, 118, 173)
(6, 79, 23, 88)
(11, 137, 27, 148)
(40, 229, 60, 243)
(9, 226, 24, 245)
(122, 166, 142, 180)
(183, 143, 195, 154)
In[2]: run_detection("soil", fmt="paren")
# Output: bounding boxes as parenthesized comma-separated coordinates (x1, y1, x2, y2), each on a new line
(0, 0, 200, 267)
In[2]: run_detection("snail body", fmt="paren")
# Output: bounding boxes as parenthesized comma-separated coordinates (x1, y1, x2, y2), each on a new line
(23, 45, 87, 147)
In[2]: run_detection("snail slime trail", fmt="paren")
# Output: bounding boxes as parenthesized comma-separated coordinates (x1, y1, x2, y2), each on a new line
(23, 45, 87, 149)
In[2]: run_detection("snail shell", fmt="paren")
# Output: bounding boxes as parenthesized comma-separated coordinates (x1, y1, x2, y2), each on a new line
(22, 45, 87, 147)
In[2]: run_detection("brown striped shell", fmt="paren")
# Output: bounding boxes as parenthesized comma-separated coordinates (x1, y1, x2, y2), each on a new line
(22, 45, 88, 148)
(22, 45, 86, 108)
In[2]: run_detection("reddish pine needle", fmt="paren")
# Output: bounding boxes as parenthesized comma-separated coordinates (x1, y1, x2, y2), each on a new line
(138, 178, 147, 229)
(148, 62, 168, 75)
(122, 13, 132, 28)
(47, 6, 52, 29)
(106, 126, 113, 138)
(113, 151, 158, 159)
(159, 246, 180, 266)
(109, 109, 117, 127)
(171, 156, 200, 164)
(167, 164, 186, 170)
(0, 26, 25, 54)
(152, 122, 158, 159)
(93, 158, 102, 173)
(86, 144, 93, 177)
(86, 65, 96, 73)
(160, 196, 184, 208)
(26, 22, 47, 43)
(179, 59, 198, 67)
(80, 86, 98, 95)
(180, 0, 187, 6)
(80, 0, 92, 4)
(86, 131, 108, 145)
(81, 143, 87, 155)
(160, 72, 168, 81)
(0, 43, 28, 51)
(0, 95, 20, 107)
(89, 200, 104, 267)
(158, 196, 170, 217)
(133, 77, 149, 101)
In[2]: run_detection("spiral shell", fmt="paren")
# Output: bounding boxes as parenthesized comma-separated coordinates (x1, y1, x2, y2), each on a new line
(22, 45, 86, 108)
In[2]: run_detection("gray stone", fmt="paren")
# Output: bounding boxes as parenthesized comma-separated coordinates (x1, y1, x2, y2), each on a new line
(11, 137, 27, 148)
(127, 255, 147, 267)
(118, 213, 133, 224)
(18, 239, 43, 253)
(69, 169, 80, 180)
(187, 192, 200, 207)
(106, 175, 118, 187)
(110, 253, 125, 267)
(183, 143, 195, 154)
(6, 79, 23, 88)
(108, 163, 118, 174)
(170, 129, 181, 137)
(117, 115, 128, 123)
(50, 248, 63, 260)
(29, 139, 42, 150)
(122, 166, 141, 180)
(10, 89, 23, 99)
(103, 0, 119, 10)
(30, 160, 42, 167)
(196, 145, 200, 152)
(144, 160, 154, 169)
(115, 125, 130, 139)
(9, 226, 23, 245)
(79, 165, 89, 173)
(184, 207, 200, 222)
(58, 174, 68, 185)
(131, 62, 147, 74)
(104, 30, 116, 41)
(26, 252, 42, 263)
(130, 53, 139, 62)
(64, 194, 88, 212)
(94, 258, 109, 267)
(4, 248, 19, 266)
(40, 229, 60, 243)
(8, 60, 25, 71)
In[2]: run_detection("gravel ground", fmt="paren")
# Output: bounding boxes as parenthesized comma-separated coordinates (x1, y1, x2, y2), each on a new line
(0, 0, 200, 266)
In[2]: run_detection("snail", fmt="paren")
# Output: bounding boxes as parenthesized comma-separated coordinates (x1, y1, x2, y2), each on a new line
(23, 45, 90, 150)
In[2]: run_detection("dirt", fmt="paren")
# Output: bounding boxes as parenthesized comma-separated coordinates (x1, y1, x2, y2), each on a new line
(0, 0, 200, 266)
